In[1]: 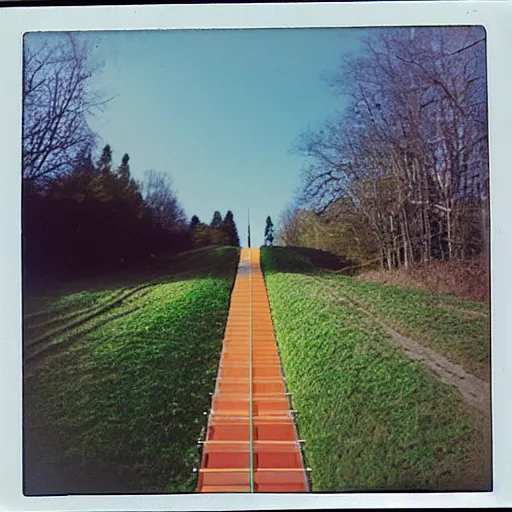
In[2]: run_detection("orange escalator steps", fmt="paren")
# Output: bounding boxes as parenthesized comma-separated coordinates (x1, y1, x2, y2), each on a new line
(204, 452, 250, 469)
(198, 471, 250, 487)
(256, 451, 303, 469)
(255, 423, 297, 441)
(197, 248, 308, 493)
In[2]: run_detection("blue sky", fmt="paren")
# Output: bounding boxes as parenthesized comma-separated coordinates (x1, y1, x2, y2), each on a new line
(78, 28, 367, 246)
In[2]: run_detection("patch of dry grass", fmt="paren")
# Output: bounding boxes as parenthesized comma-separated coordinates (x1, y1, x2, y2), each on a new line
(358, 259, 489, 303)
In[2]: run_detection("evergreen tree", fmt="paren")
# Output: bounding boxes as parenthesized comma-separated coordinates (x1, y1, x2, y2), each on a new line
(97, 144, 113, 174)
(190, 215, 200, 231)
(88, 145, 115, 202)
(192, 223, 215, 248)
(50, 151, 95, 202)
(210, 210, 223, 230)
(264, 216, 274, 246)
(74, 150, 95, 176)
(222, 210, 240, 247)
(23, 141, 192, 281)
(114, 153, 142, 206)
(116, 153, 130, 184)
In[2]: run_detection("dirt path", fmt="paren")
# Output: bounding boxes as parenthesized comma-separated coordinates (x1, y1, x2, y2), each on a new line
(354, 307, 490, 416)
(310, 277, 491, 418)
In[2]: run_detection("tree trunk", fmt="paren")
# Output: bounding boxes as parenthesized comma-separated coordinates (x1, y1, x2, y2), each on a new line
(446, 207, 453, 261)
(386, 247, 393, 270)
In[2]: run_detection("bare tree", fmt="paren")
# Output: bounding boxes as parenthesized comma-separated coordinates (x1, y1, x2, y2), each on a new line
(142, 170, 187, 233)
(23, 33, 110, 184)
(276, 204, 302, 246)
(295, 27, 488, 269)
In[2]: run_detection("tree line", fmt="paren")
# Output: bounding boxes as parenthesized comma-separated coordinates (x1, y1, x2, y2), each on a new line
(278, 27, 489, 272)
(190, 211, 241, 248)
(22, 33, 240, 281)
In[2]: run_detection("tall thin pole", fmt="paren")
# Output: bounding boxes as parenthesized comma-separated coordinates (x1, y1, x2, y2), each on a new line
(247, 208, 251, 248)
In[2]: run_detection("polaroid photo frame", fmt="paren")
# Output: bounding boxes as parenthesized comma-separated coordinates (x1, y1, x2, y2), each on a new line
(1, 1, 511, 510)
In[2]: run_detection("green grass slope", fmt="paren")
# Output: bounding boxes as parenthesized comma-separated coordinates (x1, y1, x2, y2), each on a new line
(24, 246, 240, 494)
(264, 247, 490, 380)
(261, 246, 491, 492)
(324, 275, 490, 381)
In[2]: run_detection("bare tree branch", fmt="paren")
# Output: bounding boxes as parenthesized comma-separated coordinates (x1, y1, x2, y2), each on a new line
(23, 33, 110, 183)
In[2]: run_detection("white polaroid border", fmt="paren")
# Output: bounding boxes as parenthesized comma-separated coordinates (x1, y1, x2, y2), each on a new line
(1, 1, 511, 510)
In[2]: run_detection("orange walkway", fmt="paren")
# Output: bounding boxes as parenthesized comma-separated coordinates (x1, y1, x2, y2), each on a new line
(197, 248, 309, 493)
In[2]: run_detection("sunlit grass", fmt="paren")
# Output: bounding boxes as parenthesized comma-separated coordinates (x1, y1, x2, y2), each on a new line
(261, 247, 490, 491)
(24, 247, 239, 493)
(324, 275, 490, 380)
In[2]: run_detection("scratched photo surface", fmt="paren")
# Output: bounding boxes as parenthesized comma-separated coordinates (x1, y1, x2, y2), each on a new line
(22, 27, 491, 495)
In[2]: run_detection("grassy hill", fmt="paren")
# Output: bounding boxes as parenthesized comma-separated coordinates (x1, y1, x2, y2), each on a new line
(261, 246, 491, 492)
(24, 244, 490, 494)
(24, 246, 240, 495)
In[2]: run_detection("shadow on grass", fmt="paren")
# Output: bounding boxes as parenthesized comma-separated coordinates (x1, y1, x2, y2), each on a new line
(23, 412, 143, 496)
(260, 246, 357, 276)
(23, 246, 240, 496)
(23, 246, 238, 310)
